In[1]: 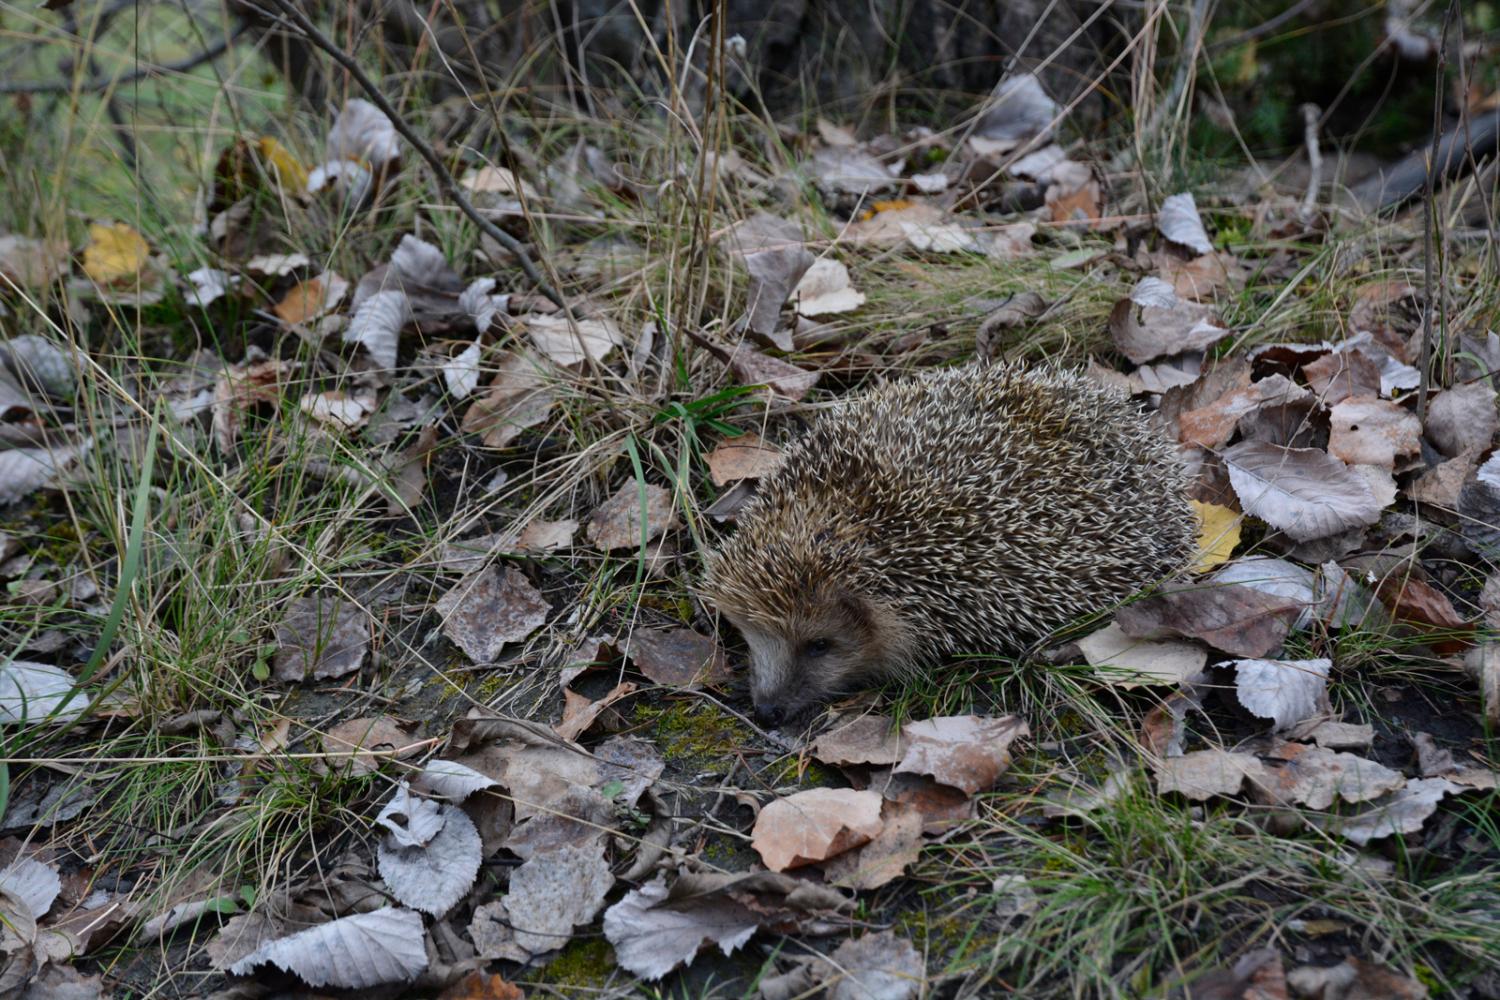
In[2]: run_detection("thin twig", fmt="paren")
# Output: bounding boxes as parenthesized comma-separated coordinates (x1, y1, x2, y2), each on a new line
(1418, 1, 1457, 424)
(261, 0, 570, 315)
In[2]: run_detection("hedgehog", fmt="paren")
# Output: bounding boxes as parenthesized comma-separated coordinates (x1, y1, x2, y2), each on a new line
(700, 361, 1198, 727)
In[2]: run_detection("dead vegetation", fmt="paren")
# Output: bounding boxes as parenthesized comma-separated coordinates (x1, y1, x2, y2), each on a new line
(0, 1, 1498, 998)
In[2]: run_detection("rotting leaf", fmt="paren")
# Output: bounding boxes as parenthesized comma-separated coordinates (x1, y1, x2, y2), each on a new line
(1116, 582, 1303, 658)
(1231, 658, 1330, 731)
(1425, 381, 1497, 458)
(892, 715, 1029, 794)
(461, 352, 555, 449)
(751, 788, 885, 871)
(377, 804, 483, 917)
(822, 801, 924, 891)
(1223, 442, 1383, 542)
(272, 595, 369, 682)
(586, 481, 677, 551)
(555, 680, 637, 741)
(229, 907, 427, 987)
(727, 347, 820, 400)
(624, 628, 730, 688)
(435, 565, 549, 664)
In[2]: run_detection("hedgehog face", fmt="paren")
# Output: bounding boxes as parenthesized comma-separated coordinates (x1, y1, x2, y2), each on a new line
(724, 588, 909, 728)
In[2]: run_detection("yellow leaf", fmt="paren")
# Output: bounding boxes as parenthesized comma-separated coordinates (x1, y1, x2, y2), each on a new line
(1190, 500, 1241, 573)
(82, 222, 149, 285)
(860, 198, 915, 221)
(257, 136, 308, 194)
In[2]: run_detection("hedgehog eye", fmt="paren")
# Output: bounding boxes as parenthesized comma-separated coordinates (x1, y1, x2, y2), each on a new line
(804, 638, 832, 658)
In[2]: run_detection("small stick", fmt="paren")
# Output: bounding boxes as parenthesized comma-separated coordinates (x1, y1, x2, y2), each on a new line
(1298, 103, 1322, 221)
(261, 0, 570, 315)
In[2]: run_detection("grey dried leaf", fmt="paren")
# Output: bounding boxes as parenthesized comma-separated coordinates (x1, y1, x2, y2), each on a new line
(502, 843, 614, 956)
(0, 858, 61, 922)
(344, 289, 409, 372)
(526, 314, 624, 365)
(442, 341, 482, 400)
(377, 803, 482, 916)
(1157, 192, 1214, 256)
(414, 760, 498, 802)
(585, 482, 677, 551)
(0, 660, 87, 725)
(602, 875, 758, 980)
(892, 715, 1029, 793)
(806, 147, 900, 197)
(725, 214, 814, 343)
(435, 566, 549, 663)
(1223, 441, 1384, 541)
(1109, 278, 1227, 364)
(375, 783, 445, 848)
(975, 73, 1059, 146)
(1231, 657, 1330, 730)
(0, 443, 87, 506)
(1327, 777, 1460, 846)
(272, 596, 369, 683)
(811, 715, 906, 767)
(823, 930, 925, 1000)
(326, 98, 400, 169)
(1425, 381, 1497, 458)
(1077, 623, 1207, 688)
(1, 335, 77, 398)
(229, 907, 428, 987)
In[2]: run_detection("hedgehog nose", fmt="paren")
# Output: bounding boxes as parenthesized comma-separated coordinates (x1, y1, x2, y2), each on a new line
(754, 703, 786, 728)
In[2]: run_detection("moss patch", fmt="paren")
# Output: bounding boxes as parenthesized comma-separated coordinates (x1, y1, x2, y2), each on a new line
(538, 938, 615, 988)
(630, 700, 752, 772)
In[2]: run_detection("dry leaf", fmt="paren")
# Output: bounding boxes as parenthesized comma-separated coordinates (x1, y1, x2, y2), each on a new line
(811, 715, 906, 767)
(1154, 749, 1265, 800)
(806, 146, 900, 197)
(299, 389, 375, 431)
(892, 715, 1028, 794)
(500, 843, 614, 955)
(1327, 777, 1460, 845)
(321, 716, 421, 776)
(724, 214, 814, 345)
(525, 314, 624, 366)
(585, 481, 677, 550)
(1426, 381, 1498, 457)
(461, 352, 555, 449)
(0, 234, 68, 288)
(1177, 374, 1310, 449)
(436, 566, 549, 663)
(706, 434, 782, 486)
(1077, 623, 1207, 688)
(229, 908, 427, 987)
(974, 73, 1058, 148)
(1157, 192, 1214, 255)
(517, 518, 576, 552)
(81, 222, 149, 284)
(273, 595, 369, 682)
(794, 258, 866, 316)
(1328, 397, 1420, 471)
(1231, 658, 1330, 730)
(1116, 582, 1304, 658)
(555, 681, 637, 741)
(751, 788, 885, 871)
(1110, 278, 1227, 364)
(1191, 500, 1242, 572)
(1303, 350, 1382, 404)
(274, 273, 348, 326)
(625, 628, 729, 687)
(1223, 442, 1383, 541)
(727, 347, 820, 399)
(823, 802, 925, 891)
(377, 804, 482, 917)
(344, 289, 409, 371)
(819, 930, 925, 1000)
(1286, 957, 1428, 1000)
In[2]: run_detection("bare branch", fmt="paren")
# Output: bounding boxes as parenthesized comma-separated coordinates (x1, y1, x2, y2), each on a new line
(0, 23, 249, 95)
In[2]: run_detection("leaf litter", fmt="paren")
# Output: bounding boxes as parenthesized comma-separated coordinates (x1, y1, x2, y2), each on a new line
(6, 31, 1500, 1000)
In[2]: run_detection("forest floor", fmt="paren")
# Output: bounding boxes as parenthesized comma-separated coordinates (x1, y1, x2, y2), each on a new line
(0, 5, 1499, 999)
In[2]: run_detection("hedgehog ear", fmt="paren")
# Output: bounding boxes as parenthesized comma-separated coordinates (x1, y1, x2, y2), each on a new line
(834, 589, 875, 632)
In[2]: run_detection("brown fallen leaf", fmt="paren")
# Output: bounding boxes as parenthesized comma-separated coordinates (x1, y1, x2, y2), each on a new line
(1303, 350, 1382, 405)
(1222, 442, 1383, 542)
(1463, 644, 1500, 726)
(1252, 741, 1406, 809)
(273, 272, 348, 326)
(1181, 948, 1288, 1000)
(437, 971, 525, 1000)
(516, 517, 577, 552)
(751, 787, 884, 871)
(1153, 250, 1248, 303)
(1109, 278, 1227, 365)
(461, 352, 555, 449)
(624, 628, 730, 688)
(435, 566, 549, 663)
(1407, 449, 1478, 508)
(723, 214, 814, 347)
(727, 346, 820, 400)
(811, 715, 907, 767)
(1154, 749, 1267, 801)
(869, 769, 976, 834)
(585, 481, 678, 551)
(1116, 582, 1304, 658)
(1177, 374, 1310, 449)
(822, 801, 924, 890)
(0, 234, 69, 288)
(1374, 573, 1471, 653)
(705, 434, 782, 486)
(272, 595, 369, 682)
(212, 357, 294, 452)
(321, 716, 422, 777)
(555, 681, 638, 741)
(892, 715, 1029, 794)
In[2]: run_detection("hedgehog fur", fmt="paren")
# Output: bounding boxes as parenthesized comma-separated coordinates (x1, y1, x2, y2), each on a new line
(700, 361, 1198, 725)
